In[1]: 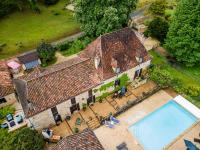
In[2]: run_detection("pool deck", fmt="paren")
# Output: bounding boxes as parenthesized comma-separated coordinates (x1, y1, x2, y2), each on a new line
(94, 90, 173, 150)
(165, 121, 200, 150)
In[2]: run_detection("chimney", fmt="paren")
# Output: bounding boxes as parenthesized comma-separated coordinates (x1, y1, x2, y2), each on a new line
(27, 100, 35, 111)
(94, 56, 101, 69)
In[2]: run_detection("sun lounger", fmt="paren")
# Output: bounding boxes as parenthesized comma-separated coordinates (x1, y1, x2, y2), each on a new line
(104, 121, 114, 128)
(194, 138, 200, 143)
(110, 116, 120, 124)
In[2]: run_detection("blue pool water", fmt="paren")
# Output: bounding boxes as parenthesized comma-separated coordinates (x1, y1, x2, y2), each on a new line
(129, 100, 197, 150)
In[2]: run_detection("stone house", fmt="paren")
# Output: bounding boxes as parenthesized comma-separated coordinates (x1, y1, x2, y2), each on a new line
(14, 28, 151, 129)
(0, 61, 16, 108)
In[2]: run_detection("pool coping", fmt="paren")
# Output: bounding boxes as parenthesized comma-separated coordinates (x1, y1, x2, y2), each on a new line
(173, 95, 200, 119)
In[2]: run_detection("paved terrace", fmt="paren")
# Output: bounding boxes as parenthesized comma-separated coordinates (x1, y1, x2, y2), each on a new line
(51, 81, 157, 136)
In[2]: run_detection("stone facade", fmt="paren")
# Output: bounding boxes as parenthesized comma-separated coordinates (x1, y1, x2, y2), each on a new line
(28, 60, 151, 130)
(28, 91, 90, 130)
(93, 60, 151, 98)
(0, 93, 16, 108)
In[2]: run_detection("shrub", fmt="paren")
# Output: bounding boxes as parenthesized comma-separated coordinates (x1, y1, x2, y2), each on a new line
(82, 103, 87, 111)
(11, 128, 45, 150)
(184, 86, 200, 97)
(37, 41, 56, 65)
(145, 17, 169, 42)
(150, 65, 179, 88)
(73, 127, 79, 133)
(149, 0, 167, 16)
(58, 43, 70, 51)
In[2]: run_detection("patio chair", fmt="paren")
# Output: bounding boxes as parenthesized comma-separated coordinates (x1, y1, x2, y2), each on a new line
(116, 142, 128, 150)
(9, 120, 16, 127)
(194, 138, 200, 144)
(104, 121, 114, 128)
(75, 118, 82, 125)
(6, 114, 14, 122)
(110, 116, 120, 124)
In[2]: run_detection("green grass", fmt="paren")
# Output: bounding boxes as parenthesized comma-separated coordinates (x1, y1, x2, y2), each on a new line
(0, 0, 80, 59)
(0, 105, 15, 124)
(150, 50, 200, 107)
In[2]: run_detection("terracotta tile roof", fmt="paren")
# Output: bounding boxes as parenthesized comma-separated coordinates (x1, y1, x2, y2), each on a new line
(79, 27, 150, 80)
(50, 129, 104, 150)
(15, 28, 150, 118)
(18, 51, 39, 64)
(15, 58, 101, 117)
(0, 61, 14, 97)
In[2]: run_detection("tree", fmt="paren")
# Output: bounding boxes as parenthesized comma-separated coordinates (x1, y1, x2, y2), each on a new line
(165, 0, 200, 66)
(11, 128, 45, 150)
(145, 17, 169, 42)
(74, 0, 137, 37)
(149, 0, 167, 16)
(0, 0, 40, 18)
(37, 42, 56, 65)
(44, 0, 59, 6)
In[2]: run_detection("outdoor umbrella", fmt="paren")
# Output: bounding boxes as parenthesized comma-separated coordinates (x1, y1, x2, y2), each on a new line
(184, 139, 200, 150)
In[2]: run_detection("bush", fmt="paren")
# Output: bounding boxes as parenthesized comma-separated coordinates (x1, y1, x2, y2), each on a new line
(150, 65, 180, 88)
(82, 103, 87, 111)
(37, 42, 56, 65)
(145, 17, 169, 42)
(73, 127, 79, 133)
(11, 128, 45, 150)
(44, 0, 59, 6)
(59, 36, 93, 56)
(149, 0, 167, 16)
(184, 86, 200, 97)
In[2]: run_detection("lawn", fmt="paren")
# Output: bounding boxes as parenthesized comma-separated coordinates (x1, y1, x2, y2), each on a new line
(0, 0, 80, 59)
(150, 50, 200, 108)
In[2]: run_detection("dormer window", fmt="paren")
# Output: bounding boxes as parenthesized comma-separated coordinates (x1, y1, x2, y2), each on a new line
(94, 56, 101, 69)
(27, 100, 35, 111)
(111, 58, 120, 74)
(135, 56, 143, 63)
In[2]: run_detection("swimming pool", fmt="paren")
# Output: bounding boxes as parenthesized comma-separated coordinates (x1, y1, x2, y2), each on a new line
(129, 100, 198, 150)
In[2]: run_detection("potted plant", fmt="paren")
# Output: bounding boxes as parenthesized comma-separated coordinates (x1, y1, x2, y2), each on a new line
(82, 103, 87, 111)
(99, 98, 103, 103)
(73, 127, 79, 133)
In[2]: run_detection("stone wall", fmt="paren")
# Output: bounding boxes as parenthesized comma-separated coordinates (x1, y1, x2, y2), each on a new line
(28, 60, 151, 130)
(28, 91, 89, 130)
(28, 109, 55, 130)
(93, 60, 151, 97)
(0, 93, 16, 108)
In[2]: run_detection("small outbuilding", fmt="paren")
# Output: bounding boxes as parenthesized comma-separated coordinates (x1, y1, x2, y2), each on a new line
(17, 51, 41, 70)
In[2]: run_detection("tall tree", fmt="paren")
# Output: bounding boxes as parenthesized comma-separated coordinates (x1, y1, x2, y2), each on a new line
(165, 0, 200, 66)
(149, 0, 167, 16)
(74, 0, 137, 37)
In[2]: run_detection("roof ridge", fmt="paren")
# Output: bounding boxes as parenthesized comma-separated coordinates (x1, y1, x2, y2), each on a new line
(101, 27, 132, 38)
(26, 58, 91, 83)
